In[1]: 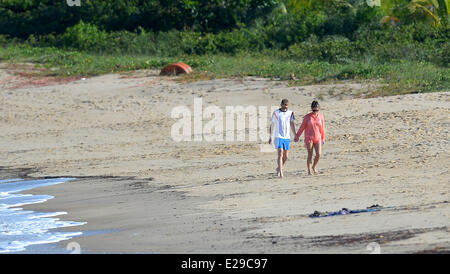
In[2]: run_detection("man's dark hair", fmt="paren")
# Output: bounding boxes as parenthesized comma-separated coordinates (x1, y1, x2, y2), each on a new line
(311, 100, 320, 110)
(281, 99, 289, 106)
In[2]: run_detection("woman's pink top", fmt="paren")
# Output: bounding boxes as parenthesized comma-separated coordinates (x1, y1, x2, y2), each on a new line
(296, 112, 325, 144)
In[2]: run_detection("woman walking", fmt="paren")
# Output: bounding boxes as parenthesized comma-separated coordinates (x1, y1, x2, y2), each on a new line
(294, 101, 325, 175)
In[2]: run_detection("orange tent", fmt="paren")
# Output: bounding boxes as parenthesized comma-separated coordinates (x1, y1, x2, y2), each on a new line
(160, 62, 192, 76)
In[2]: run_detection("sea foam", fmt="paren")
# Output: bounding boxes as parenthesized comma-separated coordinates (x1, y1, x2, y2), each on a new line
(0, 178, 86, 253)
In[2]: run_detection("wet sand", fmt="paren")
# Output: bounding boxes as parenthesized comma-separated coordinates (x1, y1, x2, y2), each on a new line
(1, 66, 449, 253)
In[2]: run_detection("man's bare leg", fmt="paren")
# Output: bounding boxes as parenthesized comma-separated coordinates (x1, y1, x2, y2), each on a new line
(280, 150, 289, 177)
(277, 148, 284, 178)
(312, 142, 322, 174)
(283, 150, 289, 165)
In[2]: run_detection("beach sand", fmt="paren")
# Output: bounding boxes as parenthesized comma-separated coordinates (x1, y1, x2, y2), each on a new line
(1, 66, 449, 253)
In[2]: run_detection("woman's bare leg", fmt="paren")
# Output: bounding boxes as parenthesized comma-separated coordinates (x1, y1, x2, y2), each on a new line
(312, 142, 322, 174)
(306, 142, 314, 175)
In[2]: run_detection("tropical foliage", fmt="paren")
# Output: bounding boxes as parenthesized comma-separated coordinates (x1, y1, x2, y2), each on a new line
(0, 1, 448, 68)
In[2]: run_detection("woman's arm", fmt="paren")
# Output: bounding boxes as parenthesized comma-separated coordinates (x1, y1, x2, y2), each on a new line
(295, 116, 307, 140)
(320, 115, 325, 143)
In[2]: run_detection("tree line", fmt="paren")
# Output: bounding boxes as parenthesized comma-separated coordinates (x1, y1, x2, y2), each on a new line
(1, 0, 448, 38)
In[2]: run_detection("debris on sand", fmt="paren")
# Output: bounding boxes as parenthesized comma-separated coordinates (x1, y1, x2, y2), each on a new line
(309, 205, 383, 218)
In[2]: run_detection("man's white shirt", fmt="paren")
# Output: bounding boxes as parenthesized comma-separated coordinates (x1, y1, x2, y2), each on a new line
(271, 108, 295, 139)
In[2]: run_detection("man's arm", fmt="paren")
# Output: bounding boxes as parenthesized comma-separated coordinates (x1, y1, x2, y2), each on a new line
(290, 112, 296, 138)
(269, 112, 277, 144)
(269, 123, 272, 144)
(290, 121, 296, 138)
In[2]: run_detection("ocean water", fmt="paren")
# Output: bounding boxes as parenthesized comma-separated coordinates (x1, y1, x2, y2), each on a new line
(0, 177, 86, 253)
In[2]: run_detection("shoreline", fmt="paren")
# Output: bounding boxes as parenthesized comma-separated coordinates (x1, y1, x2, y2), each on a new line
(14, 172, 450, 253)
(17, 173, 253, 254)
(14, 171, 450, 254)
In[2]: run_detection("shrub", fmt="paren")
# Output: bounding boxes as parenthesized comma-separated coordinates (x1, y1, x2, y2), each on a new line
(288, 35, 356, 63)
(263, 12, 327, 49)
(435, 41, 450, 67)
(215, 30, 253, 54)
(107, 29, 159, 55)
(61, 21, 109, 52)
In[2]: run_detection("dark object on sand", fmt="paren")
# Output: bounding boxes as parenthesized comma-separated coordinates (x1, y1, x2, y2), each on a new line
(160, 62, 192, 76)
(367, 204, 380, 209)
(309, 205, 383, 218)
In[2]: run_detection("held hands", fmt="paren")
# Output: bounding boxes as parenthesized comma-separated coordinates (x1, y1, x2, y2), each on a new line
(294, 135, 299, 142)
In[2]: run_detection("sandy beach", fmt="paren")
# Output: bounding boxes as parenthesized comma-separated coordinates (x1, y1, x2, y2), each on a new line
(0, 65, 449, 253)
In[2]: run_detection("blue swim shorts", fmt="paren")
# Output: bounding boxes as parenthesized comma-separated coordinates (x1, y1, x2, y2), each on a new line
(275, 138, 290, 150)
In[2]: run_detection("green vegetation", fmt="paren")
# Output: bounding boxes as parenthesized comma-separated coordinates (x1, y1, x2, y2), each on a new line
(0, 0, 449, 96)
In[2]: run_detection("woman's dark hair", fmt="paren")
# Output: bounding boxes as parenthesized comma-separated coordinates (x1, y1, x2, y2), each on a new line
(311, 101, 320, 110)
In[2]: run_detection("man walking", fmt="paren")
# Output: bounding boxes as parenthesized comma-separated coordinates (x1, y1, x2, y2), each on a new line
(269, 99, 296, 178)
